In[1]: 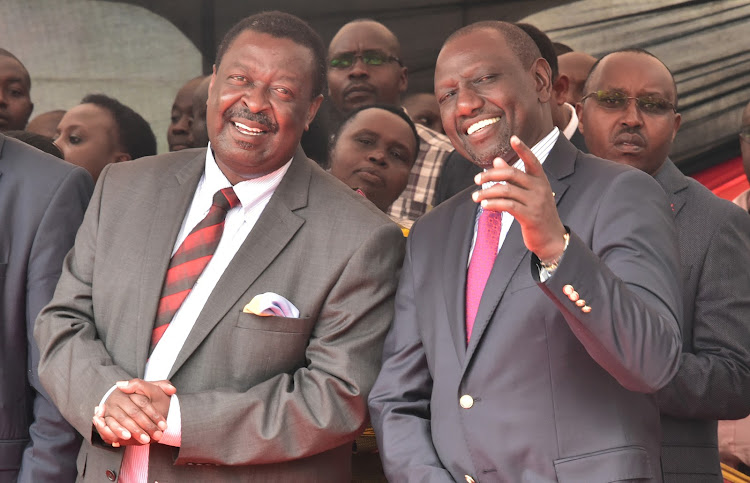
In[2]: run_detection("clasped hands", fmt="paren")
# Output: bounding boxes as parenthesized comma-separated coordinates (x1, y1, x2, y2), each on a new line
(472, 135, 566, 263)
(93, 379, 176, 447)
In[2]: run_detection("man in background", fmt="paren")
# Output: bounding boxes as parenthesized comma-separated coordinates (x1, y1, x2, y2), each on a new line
(0, 49, 33, 132)
(578, 49, 750, 482)
(0, 132, 93, 482)
(167, 76, 205, 151)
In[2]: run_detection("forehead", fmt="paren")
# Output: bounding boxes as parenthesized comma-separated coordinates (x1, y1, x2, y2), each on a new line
(589, 52, 675, 98)
(345, 109, 415, 145)
(0, 55, 30, 87)
(436, 29, 520, 81)
(404, 94, 438, 113)
(329, 22, 398, 54)
(61, 103, 116, 129)
(220, 30, 315, 84)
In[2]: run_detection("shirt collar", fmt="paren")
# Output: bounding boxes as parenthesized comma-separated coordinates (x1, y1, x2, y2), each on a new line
(203, 142, 293, 213)
(482, 127, 560, 189)
(561, 103, 579, 141)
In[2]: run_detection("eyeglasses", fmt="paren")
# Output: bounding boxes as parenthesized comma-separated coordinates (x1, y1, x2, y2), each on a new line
(329, 50, 402, 69)
(740, 125, 750, 142)
(581, 90, 677, 115)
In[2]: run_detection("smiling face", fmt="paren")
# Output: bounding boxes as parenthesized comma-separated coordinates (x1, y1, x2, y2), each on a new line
(327, 21, 407, 117)
(577, 51, 681, 175)
(329, 107, 417, 212)
(206, 29, 323, 182)
(54, 103, 128, 180)
(0, 55, 33, 132)
(434, 27, 552, 168)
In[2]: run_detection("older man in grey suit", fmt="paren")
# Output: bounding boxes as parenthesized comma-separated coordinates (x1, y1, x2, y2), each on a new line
(0, 133, 92, 482)
(578, 49, 750, 483)
(35, 11, 404, 482)
(369, 22, 683, 482)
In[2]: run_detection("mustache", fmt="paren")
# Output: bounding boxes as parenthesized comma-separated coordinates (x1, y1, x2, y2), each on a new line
(224, 106, 278, 132)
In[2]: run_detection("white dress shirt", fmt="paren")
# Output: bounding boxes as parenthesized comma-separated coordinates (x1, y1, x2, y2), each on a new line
(561, 103, 579, 141)
(112, 144, 291, 483)
(469, 127, 560, 262)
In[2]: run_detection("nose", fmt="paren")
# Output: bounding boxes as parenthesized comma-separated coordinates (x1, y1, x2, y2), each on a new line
(242, 85, 271, 113)
(367, 147, 387, 166)
(348, 57, 370, 79)
(170, 114, 191, 135)
(620, 98, 644, 128)
(0, 89, 7, 108)
(455, 87, 483, 118)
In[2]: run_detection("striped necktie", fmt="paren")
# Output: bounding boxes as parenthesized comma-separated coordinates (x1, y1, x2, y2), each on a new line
(151, 187, 240, 352)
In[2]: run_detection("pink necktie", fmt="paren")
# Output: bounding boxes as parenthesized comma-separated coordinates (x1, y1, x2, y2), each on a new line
(465, 209, 502, 344)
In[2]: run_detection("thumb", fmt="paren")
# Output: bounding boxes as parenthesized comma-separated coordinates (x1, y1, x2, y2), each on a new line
(153, 380, 177, 396)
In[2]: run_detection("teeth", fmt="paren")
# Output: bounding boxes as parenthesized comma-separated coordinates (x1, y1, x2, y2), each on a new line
(467, 117, 501, 135)
(234, 121, 265, 135)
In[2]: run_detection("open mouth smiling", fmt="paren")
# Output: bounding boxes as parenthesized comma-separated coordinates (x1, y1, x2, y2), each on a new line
(467, 117, 501, 135)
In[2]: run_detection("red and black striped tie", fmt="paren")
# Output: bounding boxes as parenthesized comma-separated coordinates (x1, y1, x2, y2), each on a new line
(151, 187, 240, 352)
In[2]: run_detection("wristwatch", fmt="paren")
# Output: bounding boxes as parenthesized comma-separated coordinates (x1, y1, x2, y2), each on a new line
(539, 232, 570, 274)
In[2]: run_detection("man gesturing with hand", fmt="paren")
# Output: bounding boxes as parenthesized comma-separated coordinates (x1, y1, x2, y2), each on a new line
(369, 21, 684, 482)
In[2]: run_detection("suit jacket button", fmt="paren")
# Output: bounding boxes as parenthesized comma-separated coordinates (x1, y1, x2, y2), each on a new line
(465, 475, 476, 483)
(105, 469, 117, 481)
(582, 305, 592, 313)
(568, 291, 579, 302)
(459, 395, 474, 409)
(575, 299, 586, 307)
(562, 284, 574, 296)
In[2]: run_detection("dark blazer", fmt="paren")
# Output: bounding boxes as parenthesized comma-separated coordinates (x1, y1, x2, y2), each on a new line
(369, 136, 683, 482)
(0, 134, 92, 482)
(35, 147, 404, 482)
(654, 159, 750, 482)
(435, 129, 587, 205)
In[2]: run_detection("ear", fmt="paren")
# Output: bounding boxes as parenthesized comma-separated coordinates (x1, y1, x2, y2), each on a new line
(208, 65, 217, 94)
(671, 112, 682, 142)
(575, 102, 584, 135)
(305, 94, 324, 131)
(552, 75, 569, 107)
(532, 58, 553, 104)
(398, 65, 408, 95)
(114, 152, 132, 163)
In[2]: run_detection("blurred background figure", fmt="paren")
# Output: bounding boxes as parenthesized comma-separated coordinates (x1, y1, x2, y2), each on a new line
(167, 75, 204, 151)
(0, 48, 33, 132)
(558, 51, 597, 105)
(329, 104, 419, 213)
(188, 75, 210, 148)
(26, 110, 65, 139)
(4, 130, 63, 158)
(402, 92, 443, 134)
(54, 93, 156, 181)
(733, 100, 750, 212)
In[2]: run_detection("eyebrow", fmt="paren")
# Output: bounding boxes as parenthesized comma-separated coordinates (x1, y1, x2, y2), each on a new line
(353, 127, 412, 153)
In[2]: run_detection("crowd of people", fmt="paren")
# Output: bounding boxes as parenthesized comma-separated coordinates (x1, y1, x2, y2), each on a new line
(1, 9, 749, 483)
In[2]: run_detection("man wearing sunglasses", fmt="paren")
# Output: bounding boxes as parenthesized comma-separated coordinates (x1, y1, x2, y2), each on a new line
(327, 20, 456, 228)
(578, 49, 750, 483)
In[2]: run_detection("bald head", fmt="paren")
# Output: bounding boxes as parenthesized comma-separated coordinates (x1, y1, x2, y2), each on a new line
(558, 51, 596, 104)
(327, 19, 408, 116)
(27, 110, 66, 139)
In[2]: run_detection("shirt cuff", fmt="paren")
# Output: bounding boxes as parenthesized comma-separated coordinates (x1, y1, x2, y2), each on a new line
(99, 384, 118, 408)
(159, 394, 182, 447)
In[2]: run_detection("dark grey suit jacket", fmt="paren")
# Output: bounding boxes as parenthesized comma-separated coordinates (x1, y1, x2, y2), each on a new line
(0, 134, 92, 482)
(35, 147, 404, 482)
(369, 136, 683, 482)
(654, 159, 750, 482)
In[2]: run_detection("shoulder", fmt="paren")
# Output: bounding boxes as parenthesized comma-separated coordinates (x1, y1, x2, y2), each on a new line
(415, 124, 454, 151)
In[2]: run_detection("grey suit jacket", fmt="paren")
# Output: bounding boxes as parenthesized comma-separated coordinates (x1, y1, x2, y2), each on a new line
(369, 136, 683, 482)
(654, 159, 750, 482)
(0, 134, 92, 482)
(35, 147, 404, 482)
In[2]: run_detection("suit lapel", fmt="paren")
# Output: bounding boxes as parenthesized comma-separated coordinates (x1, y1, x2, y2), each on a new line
(654, 159, 688, 217)
(168, 148, 310, 379)
(0, 134, 6, 180)
(442, 189, 479, 363)
(463, 136, 575, 368)
(135, 151, 206, 377)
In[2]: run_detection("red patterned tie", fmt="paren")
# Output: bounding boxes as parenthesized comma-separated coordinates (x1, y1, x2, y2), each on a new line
(151, 187, 241, 352)
(465, 209, 503, 344)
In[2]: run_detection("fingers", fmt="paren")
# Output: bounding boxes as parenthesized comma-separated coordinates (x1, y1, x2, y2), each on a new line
(151, 380, 177, 396)
(510, 135, 544, 176)
(93, 405, 122, 446)
(103, 390, 163, 443)
(115, 379, 171, 432)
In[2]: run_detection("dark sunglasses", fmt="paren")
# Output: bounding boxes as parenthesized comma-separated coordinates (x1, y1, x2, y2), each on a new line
(329, 50, 402, 69)
(740, 125, 750, 142)
(582, 90, 677, 115)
